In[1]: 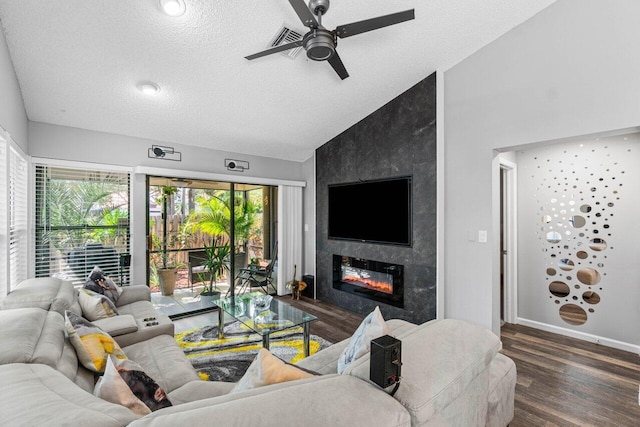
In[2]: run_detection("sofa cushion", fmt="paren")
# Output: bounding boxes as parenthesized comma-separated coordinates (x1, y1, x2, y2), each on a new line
(167, 380, 235, 405)
(85, 265, 123, 304)
(344, 318, 501, 425)
(0, 277, 78, 315)
(123, 334, 200, 393)
(78, 288, 119, 321)
(337, 306, 388, 374)
(94, 355, 173, 416)
(0, 307, 65, 367)
(0, 363, 139, 426)
(65, 310, 127, 373)
(231, 348, 318, 393)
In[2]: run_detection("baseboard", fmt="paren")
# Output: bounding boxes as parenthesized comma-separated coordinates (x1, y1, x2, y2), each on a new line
(516, 317, 640, 355)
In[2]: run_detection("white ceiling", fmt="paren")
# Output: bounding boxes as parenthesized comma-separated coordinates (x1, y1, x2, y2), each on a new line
(0, 0, 556, 162)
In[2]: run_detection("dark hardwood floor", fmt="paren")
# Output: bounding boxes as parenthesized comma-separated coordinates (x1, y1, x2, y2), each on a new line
(274, 295, 365, 343)
(174, 297, 640, 426)
(501, 323, 640, 427)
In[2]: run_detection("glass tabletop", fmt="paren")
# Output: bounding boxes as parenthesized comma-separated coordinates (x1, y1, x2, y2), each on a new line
(212, 292, 317, 336)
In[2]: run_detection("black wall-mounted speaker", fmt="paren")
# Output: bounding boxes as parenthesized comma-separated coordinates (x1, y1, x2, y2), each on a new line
(119, 253, 131, 267)
(370, 335, 401, 388)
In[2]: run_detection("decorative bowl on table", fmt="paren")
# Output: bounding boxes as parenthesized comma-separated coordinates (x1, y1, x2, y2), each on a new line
(254, 294, 273, 310)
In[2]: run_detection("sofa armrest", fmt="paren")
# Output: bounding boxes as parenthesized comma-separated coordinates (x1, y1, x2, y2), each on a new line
(116, 285, 151, 306)
(92, 314, 138, 336)
(0, 364, 139, 426)
(344, 318, 500, 425)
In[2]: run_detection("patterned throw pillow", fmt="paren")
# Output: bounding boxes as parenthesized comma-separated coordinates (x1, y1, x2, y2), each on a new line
(78, 288, 119, 321)
(231, 348, 318, 393)
(65, 310, 127, 373)
(84, 265, 122, 304)
(337, 306, 389, 374)
(94, 355, 172, 416)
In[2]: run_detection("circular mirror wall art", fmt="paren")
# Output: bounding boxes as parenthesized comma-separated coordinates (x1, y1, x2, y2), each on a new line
(549, 281, 570, 298)
(533, 141, 629, 327)
(546, 231, 562, 244)
(577, 268, 601, 286)
(559, 304, 588, 325)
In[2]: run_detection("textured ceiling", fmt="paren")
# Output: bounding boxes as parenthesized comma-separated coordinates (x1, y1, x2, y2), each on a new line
(0, 0, 556, 162)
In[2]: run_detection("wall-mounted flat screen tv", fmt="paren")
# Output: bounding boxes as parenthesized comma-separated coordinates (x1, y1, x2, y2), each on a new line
(328, 176, 412, 246)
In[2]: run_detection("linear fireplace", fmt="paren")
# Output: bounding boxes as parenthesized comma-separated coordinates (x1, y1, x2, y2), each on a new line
(332, 255, 404, 308)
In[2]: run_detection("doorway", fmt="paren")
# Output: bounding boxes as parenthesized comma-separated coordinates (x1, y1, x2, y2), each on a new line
(500, 159, 517, 324)
(146, 176, 278, 316)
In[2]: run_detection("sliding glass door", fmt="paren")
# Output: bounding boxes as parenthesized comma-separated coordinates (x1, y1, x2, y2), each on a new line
(146, 176, 277, 296)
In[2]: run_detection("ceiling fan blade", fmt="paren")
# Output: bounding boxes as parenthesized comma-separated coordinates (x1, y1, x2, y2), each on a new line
(288, 0, 319, 28)
(328, 52, 349, 80)
(245, 40, 304, 60)
(336, 9, 415, 39)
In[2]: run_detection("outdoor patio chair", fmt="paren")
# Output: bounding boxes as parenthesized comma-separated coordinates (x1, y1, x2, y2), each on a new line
(232, 248, 277, 296)
(188, 250, 210, 292)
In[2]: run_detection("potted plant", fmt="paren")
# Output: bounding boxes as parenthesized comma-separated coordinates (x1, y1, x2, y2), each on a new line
(186, 191, 259, 285)
(157, 185, 178, 296)
(200, 238, 231, 302)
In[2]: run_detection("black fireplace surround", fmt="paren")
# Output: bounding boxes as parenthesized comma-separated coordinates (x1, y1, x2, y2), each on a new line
(316, 73, 437, 324)
(333, 255, 404, 308)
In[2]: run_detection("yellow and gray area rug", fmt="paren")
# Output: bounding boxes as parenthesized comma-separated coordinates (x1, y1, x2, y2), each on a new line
(175, 321, 332, 382)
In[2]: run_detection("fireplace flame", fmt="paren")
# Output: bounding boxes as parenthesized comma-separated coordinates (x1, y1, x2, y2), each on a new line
(343, 275, 393, 294)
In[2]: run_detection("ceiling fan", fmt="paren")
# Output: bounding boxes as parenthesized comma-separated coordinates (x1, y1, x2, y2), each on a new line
(245, 0, 415, 80)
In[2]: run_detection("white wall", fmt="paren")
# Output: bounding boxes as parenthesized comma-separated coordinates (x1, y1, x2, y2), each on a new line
(28, 121, 304, 180)
(516, 134, 640, 351)
(444, 0, 640, 334)
(301, 154, 315, 290)
(0, 24, 27, 151)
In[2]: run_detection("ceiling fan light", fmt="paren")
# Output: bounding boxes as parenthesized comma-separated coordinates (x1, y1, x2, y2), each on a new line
(159, 0, 186, 17)
(303, 29, 335, 61)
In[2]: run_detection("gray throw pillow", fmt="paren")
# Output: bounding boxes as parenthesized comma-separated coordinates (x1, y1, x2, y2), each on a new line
(85, 265, 122, 304)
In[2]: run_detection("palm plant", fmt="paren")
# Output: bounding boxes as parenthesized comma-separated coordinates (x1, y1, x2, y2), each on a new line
(187, 190, 260, 250)
(200, 237, 230, 294)
(43, 179, 128, 251)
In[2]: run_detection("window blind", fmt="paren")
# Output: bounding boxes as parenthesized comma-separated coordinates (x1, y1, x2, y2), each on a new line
(8, 145, 28, 289)
(0, 136, 7, 296)
(34, 165, 131, 286)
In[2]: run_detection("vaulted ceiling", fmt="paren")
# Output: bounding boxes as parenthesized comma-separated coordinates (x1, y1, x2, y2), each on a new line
(0, 0, 556, 161)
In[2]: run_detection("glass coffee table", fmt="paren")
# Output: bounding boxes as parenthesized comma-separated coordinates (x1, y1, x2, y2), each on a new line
(212, 292, 318, 357)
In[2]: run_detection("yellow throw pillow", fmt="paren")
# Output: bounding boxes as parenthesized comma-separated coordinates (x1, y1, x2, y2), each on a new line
(78, 288, 119, 321)
(65, 310, 127, 373)
(231, 348, 317, 393)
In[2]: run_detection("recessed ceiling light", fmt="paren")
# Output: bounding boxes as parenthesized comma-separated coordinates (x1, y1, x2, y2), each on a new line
(159, 0, 186, 17)
(138, 81, 160, 95)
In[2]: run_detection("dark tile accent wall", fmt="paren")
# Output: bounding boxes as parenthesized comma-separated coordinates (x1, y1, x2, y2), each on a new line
(315, 72, 437, 324)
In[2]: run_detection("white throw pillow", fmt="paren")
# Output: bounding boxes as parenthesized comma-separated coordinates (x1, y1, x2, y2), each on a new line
(78, 288, 119, 321)
(337, 306, 388, 374)
(94, 355, 172, 416)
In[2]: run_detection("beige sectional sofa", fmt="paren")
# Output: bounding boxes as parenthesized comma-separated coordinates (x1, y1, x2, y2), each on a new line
(0, 277, 516, 426)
